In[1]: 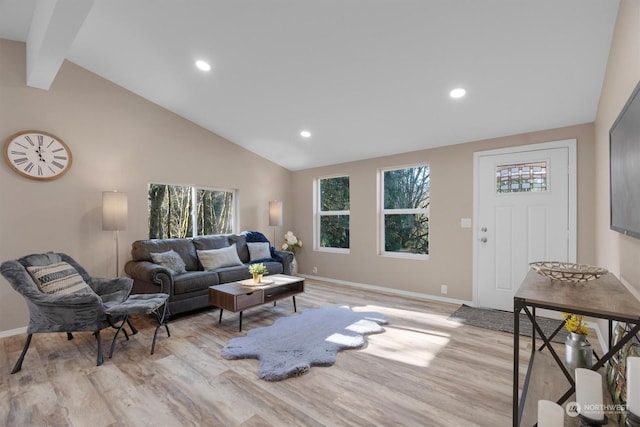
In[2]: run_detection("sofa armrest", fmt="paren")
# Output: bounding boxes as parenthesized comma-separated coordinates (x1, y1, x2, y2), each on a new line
(275, 250, 294, 275)
(124, 260, 175, 295)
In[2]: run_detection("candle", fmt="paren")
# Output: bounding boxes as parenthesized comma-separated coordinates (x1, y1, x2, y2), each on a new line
(538, 400, 564, 426)
(628, 357, 640, 415)
(575, 368, 604, 421)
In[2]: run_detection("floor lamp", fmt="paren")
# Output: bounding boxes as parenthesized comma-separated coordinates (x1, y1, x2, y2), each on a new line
(269, 200, 283, 244)
(103, 191, 128, 276)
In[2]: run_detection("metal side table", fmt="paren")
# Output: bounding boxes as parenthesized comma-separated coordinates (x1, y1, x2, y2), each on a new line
(513, 270, 640, 427)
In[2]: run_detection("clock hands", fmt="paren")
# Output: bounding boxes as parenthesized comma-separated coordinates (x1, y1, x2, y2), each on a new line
(35, 145, 46, 162)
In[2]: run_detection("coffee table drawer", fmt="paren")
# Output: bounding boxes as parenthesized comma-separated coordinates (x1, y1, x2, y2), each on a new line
(236, 291, 263, 310)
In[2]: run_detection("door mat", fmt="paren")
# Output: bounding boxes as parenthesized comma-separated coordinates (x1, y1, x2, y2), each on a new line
(448, 304, 568, 343)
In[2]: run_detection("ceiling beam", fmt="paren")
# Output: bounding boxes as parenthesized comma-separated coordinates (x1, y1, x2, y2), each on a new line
(26, 0, 95, 90)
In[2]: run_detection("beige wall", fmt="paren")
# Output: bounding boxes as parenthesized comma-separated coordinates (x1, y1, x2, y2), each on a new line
(292, 123, 596, 301)
(594, 0, 640, 290)
(0, 39, 292, 333)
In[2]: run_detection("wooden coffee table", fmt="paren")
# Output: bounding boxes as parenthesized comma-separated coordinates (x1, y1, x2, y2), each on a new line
(208, 274, 304, 331)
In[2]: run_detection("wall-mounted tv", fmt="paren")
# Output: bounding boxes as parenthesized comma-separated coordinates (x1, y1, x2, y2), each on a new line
(610, 80, 640, 239)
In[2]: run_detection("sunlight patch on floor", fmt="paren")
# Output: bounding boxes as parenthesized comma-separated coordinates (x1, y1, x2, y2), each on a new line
(348, 304, 462, 368)
(354, 304, 463, 329)
(361, 326, 450, 367)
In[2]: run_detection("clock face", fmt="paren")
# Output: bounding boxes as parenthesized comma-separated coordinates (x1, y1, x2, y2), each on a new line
(3, 131, 73, 181)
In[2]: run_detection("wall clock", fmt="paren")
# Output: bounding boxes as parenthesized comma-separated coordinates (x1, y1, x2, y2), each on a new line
(3, 130, 73, 181)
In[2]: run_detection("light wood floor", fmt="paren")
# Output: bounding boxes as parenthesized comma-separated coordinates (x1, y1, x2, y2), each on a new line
(0, 280, 573, 426)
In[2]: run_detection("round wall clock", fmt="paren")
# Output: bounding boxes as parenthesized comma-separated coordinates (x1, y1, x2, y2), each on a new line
(3, 130, 73, 181)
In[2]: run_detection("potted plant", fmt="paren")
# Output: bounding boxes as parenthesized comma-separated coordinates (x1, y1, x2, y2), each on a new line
(562, 312, 592, 369)
(248, 263, 268, 283)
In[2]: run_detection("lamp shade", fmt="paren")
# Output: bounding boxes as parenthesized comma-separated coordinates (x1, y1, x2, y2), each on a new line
(102, 191, 128, 231)
(269, 200, 283, 226)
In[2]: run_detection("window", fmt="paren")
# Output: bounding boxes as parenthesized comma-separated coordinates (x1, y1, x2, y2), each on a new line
(381, 165, 430, 257)
(316, 176, 350, 251)
(148, 183, 236, 239)
(496, 161, 548, 193)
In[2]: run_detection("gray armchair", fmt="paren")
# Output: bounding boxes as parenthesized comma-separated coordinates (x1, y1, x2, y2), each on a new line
(0, 252, 132, 373)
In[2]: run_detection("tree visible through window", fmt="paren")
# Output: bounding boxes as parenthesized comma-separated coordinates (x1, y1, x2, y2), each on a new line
(381, 165, 430, 256)
(317, 176, 350, 250)
(148, 183, 236, 239)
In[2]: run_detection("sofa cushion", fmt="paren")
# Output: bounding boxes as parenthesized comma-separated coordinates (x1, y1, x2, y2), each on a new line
(150, 250, 187, 274)
(228, 234, 249, 263)
(26, 261, 92, 295)
(216, 265, 252, 283)
(244, 230, 282, 262)
(192, 235, 229, 250)
(247, 242, 271, 261)
(197, 244, 244, 271)
(261, 261, 284, 276)
(131, 239, 200, 271)
(173, 271, 219, 295)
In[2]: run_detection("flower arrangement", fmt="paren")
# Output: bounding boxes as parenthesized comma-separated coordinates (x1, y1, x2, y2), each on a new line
(248, 263, 268, 276)
(562, 312, 589, 335)
(282, 231, 302, 254)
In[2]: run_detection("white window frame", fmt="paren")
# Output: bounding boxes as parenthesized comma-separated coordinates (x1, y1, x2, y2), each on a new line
(314, 175, 350, 254)
(379, 164, 430, 259)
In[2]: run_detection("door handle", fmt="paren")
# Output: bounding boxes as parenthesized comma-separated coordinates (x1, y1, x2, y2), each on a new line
(480, 237, 487, 243)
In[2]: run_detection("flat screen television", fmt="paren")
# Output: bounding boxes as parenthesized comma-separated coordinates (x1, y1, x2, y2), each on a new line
(610, 80, 640, 239)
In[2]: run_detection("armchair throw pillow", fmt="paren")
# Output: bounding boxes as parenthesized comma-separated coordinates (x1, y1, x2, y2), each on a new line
(26, 261, 92, 295)
(197, 244, 244, 271)
(150, 250, 187, 274)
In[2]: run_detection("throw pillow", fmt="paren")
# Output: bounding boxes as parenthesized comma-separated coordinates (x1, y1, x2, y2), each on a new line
(150, 250, 187, 274)
(26, 261, 92, 295)
(247, 242, 271, 261)
(197, 244, 244, 271)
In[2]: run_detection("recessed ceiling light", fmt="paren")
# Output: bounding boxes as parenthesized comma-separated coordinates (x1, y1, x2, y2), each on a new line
(450, 88, 466, 99)
(300, 130, 311, 138)
(195, 60, 211, 71)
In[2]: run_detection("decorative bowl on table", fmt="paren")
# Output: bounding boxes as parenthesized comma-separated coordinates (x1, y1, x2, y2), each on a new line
(530, 262, 608, 283)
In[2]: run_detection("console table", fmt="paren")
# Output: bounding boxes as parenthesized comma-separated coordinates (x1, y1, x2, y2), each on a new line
(513, 269, 640, 426)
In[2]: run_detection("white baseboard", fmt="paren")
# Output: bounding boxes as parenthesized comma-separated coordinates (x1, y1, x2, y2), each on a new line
(0, 326, 26, 338)
(300, 274, 472, 306)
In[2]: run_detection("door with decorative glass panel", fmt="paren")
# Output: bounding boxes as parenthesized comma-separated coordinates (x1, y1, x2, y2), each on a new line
(474, 140, 576, 311)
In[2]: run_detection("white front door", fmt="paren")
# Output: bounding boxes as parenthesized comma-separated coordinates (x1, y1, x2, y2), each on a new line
(474, 140, 576, 311)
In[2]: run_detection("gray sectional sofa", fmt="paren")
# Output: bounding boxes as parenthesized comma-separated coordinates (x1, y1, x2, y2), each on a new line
(124, 232, 293, 315)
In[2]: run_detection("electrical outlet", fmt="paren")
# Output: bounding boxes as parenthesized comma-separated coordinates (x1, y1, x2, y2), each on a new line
(440, 284, 448, 294)
(312, 266, 318, 275)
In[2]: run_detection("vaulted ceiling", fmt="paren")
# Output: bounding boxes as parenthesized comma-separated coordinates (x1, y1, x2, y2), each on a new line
(0, 0, 619, 170)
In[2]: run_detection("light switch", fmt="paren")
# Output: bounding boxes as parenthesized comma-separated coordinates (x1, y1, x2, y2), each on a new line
(461, 218, 472, 228)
